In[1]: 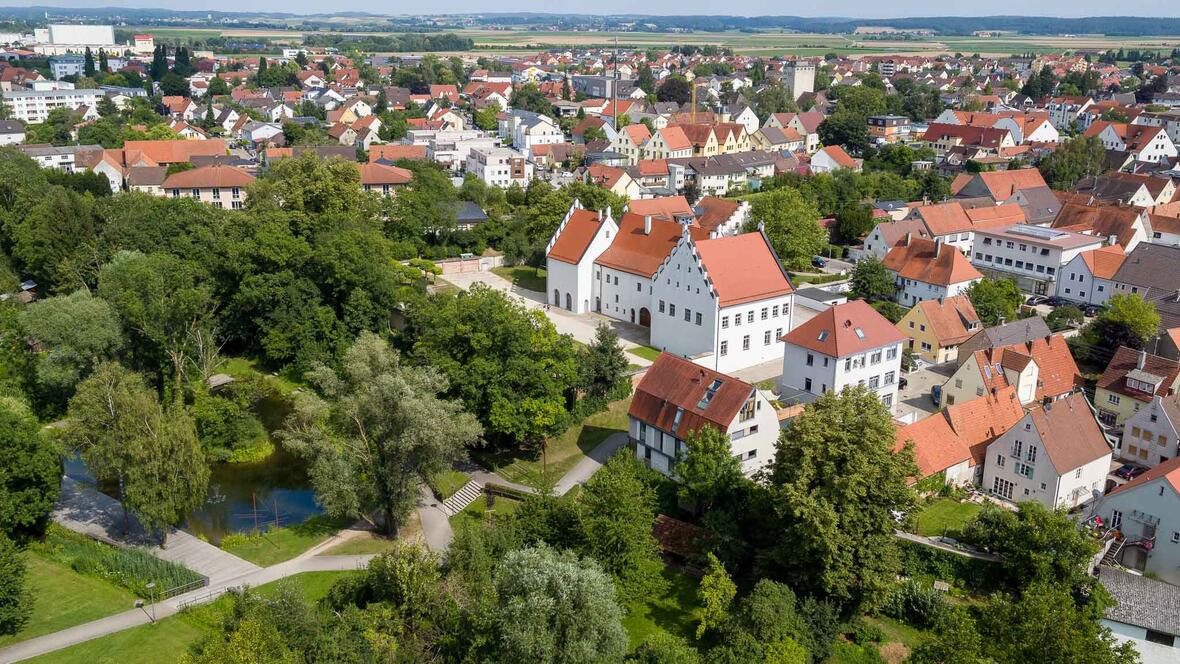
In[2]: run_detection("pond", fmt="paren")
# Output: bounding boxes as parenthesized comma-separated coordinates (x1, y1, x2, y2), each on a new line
(65, 447, 324, 545)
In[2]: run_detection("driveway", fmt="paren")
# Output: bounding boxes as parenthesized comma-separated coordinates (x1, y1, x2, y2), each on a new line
(894, 362, 955, 423)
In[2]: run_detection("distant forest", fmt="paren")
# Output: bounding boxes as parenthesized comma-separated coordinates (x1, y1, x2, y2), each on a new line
(2, 7, 1180, 37)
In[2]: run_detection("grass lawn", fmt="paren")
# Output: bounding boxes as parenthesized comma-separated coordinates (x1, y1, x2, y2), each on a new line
(492, 265, 547, 292)
(862, 615, 928, 649)
(789, 271, 846, 285)
(622, 566, 701, 649)
(484, 396, 632, 490)
(221, 356, 304, 397)
(429, 469, 470, 500)
(23, 571, 356, 664)
(628, 345, 663, 362)
(913, 498, 983, 538)
(0, 555, 137, 647)
(220, 514, 352, 567)
(319, 532, 398, 556)
(449, 495, 522, 530)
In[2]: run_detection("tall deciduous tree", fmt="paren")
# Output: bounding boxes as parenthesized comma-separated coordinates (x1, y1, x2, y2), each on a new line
(764, 386, 917, 611)
(1037, 135, 1106, 190)
(696, 552, 736, 638)
(0, 533, 29, 636)
(965, 277, 1023, 327)
(0, 397, 60, 542)
(744, 188, 826, 271)
(1076, 292, 1160, 364)
(67, 362, 209, 535)
(281, 332, 482, 534)
(493, 545, 627, 663)
(579, 323, 629, 398)
(849, 255, 895, 301)
(677, 425, 744, 514)
(19, 291, 124, 400)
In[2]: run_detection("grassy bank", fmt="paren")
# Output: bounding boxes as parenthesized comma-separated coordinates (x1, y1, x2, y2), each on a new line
(491, 265, 547, 292)
(220, 514, 352, 566)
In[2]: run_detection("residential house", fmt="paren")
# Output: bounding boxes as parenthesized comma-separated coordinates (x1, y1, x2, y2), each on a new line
(611, 124, 651, 165)
(881, 236, 983, 306)
(780, 300, 905, 409)
(644, 125, 693, 160)
(1085, 121, 1178, 164)
(122, 138, 227, 165)
(940, 334, 1082, 408)
(981, 392, 1112, 509)
(1095, 347, 1180, 427)
(750, 125, 805, 152)
(1075, 173, 1176, 207)
(951, 168, 1050, 203)
(692, 196, 749, 237)
(466, 147, 532, 188)
(1096, 566, 1180, 663)
(1120, 392, 1180, 467)
(678, 124, 719, 157)
(358, 162, 412, 197)
(1110, 243, 1180, 330)
(810, 145, 861, 174)
(586, 163, 642, 198)
(922, 123, 1016, 156)
(956, 317, 1053, 366)
(0, 120, 25, 145)
(499, 109, 564, 157)
(862, 218, 932, 259)
(1093, 458, 1180, 587)
(1050, 202, 1149, 252)
(897, 295, 983, 364)
(1046, 96, 1094, 130)
(125, 165, 167, 195)
(764, 111, 823, 153)
(867, 114, 912, 144)
(2, 88, 103, 122)
(161, 165, 254, 209)
(629, 352, 780, 477)
(896, 385, 1025, 485)
(1056, 244, 1126, 306)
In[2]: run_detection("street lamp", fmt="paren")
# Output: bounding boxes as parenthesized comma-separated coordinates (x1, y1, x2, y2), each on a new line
(145, 582, 156, 622)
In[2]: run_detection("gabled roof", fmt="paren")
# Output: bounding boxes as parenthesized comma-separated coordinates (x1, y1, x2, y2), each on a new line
(1099, 566, 1180, 637)
(629, 352, 755, 437)
(1026, 392, 1111, 472)
(814, 145, 858, 169)
(1107, 454, 1180, 498)
(547, 207, 606, 266)
(620, 123, 651, 145)
(693, 196, 741, 233)
(882, 236, 982, 287)
(1078, 244, 1127, 279)
(1098, 346, 1180, 404)
(161, 164, 255, 189)
(913, 202, 973, 235)
(694, 232, 794, 307)
(897, 385, 1024, 475)
(596, 213, 707, 278)
(1051, 202, 1143, 248)
(782, 300, 904, 357)
(657, 125, 692, 151)
(121, 138, 227, 165)
(627, 196, 693, 221)
(913, 295, 981, 346)
(1111, 242, 1180, 292)
(357, 162, 412, 186)
(368, 144, 427, 162)
(952, 168, 1048, 202)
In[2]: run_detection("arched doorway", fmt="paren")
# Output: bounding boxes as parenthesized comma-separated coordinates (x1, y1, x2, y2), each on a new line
(564, 293, 571, 310)
(639, 307, 651, 327)
(553, 289, 560, 306)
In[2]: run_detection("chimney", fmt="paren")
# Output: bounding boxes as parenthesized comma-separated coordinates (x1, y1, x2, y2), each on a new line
(934, 239, 943, 258)
(1138, 350, 1147, 370)
(597, 208, 603, 221)
(644, 215, 652, 235)
(904, 232, 912, 246)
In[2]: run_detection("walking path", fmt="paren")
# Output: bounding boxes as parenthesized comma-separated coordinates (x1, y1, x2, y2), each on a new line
(2, 417, 633, 663)
(894, 530, 1002, 562)
(53, 477, 261, 584)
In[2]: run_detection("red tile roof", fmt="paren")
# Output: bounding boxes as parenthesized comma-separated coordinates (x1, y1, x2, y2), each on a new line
(1079, 244, 1127, 279)
(1107, 454, 1180, 497)
(913, 295, 981, 346)
(1027, 392, 1111, 472)
(1098, 346, 1180, 404)
(782, 300, 905, 357)
(627, 196, 693, 221)
(815, 145, 858, 169)
(369, 144, 428, 162)
(695, 232, 793, 306)
(122, 139, 227, 165)
(693, 196, 741, 234)
(658, 126, 692, 152)
(597, 213, 708, 277)
(161, 164, 255, 189)
(896, 385, 1024, 476)
(629, 352, 755, 436)
(882, 236, 982, 287)
(358, 162, 412, 186)
(547, 208, 606, 266)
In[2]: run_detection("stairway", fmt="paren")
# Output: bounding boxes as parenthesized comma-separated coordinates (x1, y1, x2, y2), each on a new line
(441, 481, 486, 517)
(1101, 537, 1125, 567)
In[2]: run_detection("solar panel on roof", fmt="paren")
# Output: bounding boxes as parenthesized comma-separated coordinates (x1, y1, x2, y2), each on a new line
(1008, 224, 1067, 241)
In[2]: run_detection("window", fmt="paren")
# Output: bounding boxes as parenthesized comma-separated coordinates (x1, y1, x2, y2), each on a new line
(884, 371, 895, 385)
(734, 314, 741, 326)
(669, 304, 676, 316)
(1108, 393, 1121, 405)
(886, 347, 897, 360)
(805, 377, 812, 391)
(909, 321, 915, 328)
(871, 351, 882, 365)
(1132, 426, 1141, 438)
(721, 315, 728, 328)
(776, 328, 782, 339)
(772, 305, 779, 317)
(806, 353, 814, 366)
(996, 455, 1006, 467)
(1111, 510, 1123, 529)
(742, 335, 750, 351)
(868, 376, 880, 389)
(1076, 468, 1083, 479)
(720, 341, 728, 356)
(659, 300, 665, 313)
(955, 378, 964, 388)
(747, 311, 754, 324)
(695, 312, 702, 326)
(636, 282, 641, 292)
(1011, 440, 1023, 458)
(1015, 462, 1033, 478)
(211, 188, 221, 199)
(684, 308, 691, 322)
(764, 330, 772, 345)
(761, 307, 768, 320)
(1027, 446, 1037, 464)
(1172, 532, 1180, 544)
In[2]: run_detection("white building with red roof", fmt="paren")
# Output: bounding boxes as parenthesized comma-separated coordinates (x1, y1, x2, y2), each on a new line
(545, 202, 620, 314)
(651, 228, 795, 374)
(629, 352, 780, 476)
(780, 300, 905, 409)
(1093, 455, 1180, 585)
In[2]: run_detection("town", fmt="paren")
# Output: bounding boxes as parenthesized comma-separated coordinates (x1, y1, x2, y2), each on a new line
(0, 10, 1179, 664)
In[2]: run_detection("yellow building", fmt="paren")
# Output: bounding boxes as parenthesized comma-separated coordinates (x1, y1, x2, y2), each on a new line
(897, 296, 981, 364)
(1095, 346, 1180, 427)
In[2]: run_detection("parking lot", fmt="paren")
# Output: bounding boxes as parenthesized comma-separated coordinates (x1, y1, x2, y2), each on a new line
(894, 361, 957, 423)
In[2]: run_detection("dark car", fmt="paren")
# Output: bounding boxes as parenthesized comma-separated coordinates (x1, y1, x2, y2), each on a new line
(811, 256, 827, 268)
(1084, 305, 1101, 317)
(1112, 464, 1147, 480)
(899, 376, 909, 390)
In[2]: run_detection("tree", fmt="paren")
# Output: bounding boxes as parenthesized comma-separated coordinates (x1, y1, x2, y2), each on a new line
(677, 425, 744, 514)
(579, 323, 629, 398)
(1077, 293, 1160, 364)
(206, 76, 230, 97)
(1037, 135, 1106, 190)
(579, 455, 666, 601)
(744, 188, 826, 271)
(764, 387, 917, 611)
(850, 256, 895, 301)
(0, 534, 29, 636)
(818, 111, 871, 156)
(908, 606, 986, 664)
(833, 202, 875, 244)
(150, 44, 169, 80)
(494, 545, 627, 663)
(1046, 305, 1083, 332)
(280, 332, 481, 535)
(961, 502, 1099, 591)
(158, 72, 190, 98)
(19, 291, 124, 400)
(172, 46, 193, 77)
(66, 362, 209, 535)
(0, 397, 60, 542)
(249, 151, 372, 216)
(636, 66, 656, 95)
(697, 553, 736, 638)
(474, 105, 499, 131)
(510, 84, 554, 116)
(965, 277, 1023, 326)
(98, 49, 109, 73)
(83, 47, 96, 77)
(657, 75, 692, 105)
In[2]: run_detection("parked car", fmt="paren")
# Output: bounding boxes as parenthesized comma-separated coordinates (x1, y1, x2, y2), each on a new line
(899, 376, 908, 390)
(1043, 296, 1066, 307)
(1084, 304, 1101, 317)
(1026, 295, 1047, 306)
(811, 256, 827, 268)
(1112, 464, 1148, 480)
(930, 384, 942, 405)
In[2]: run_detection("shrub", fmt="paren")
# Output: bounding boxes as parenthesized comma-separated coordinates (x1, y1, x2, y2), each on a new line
(848, 619, 886, 645)
(33, 526, 203, 597)
(882, 579, 947, 629)
(898, 539, 1002, 593)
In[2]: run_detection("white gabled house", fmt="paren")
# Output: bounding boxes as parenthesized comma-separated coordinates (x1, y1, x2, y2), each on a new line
(980, 392, 1112, 509)
(1092, 456, 1180, 585)
(629, 352, 780, 477)
(545, 201, 619, 314)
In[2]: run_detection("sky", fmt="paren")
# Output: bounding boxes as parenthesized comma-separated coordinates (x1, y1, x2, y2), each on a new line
(5, 0, 1179, 18)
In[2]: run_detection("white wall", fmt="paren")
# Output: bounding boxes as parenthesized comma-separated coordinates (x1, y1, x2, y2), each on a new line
(781, 342, 903, 408)
(982, 416, 1109, 510)
(596, 266, 654, 325)
(1121, 399, 1180, 467)
(1095, 480, 1180, 585)
(1056, 254, 1114, 306)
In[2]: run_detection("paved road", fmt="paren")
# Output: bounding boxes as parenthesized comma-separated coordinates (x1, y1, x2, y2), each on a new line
(54, 477, 261, 584)
(553, 432, 628, 496)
